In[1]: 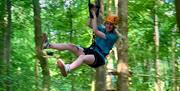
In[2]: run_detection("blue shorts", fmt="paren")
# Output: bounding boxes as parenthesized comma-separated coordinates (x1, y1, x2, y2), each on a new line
(83, 47, 105, 68)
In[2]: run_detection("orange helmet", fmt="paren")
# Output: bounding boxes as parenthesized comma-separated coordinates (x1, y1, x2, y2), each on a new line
(105, 15, 119, 25)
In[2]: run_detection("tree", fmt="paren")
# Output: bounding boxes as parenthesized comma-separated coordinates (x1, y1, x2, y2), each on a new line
(153, 1, 165, 90)
(106, 51, 116, 91)
(116, 0, 129, 91)
(153, 13, 164, 91)
(175, 0, 180, 30)
(0, 0, 12, 90)
(171, 26, 178, 91)
(32, 0, 50, 90)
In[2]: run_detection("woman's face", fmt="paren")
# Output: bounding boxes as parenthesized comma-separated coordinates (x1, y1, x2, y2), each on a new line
(105, 22, 114, 32)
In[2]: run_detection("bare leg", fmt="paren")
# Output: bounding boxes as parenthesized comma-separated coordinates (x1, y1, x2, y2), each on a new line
(56, 54, 95, 77)
(49, 43, 84, 56)
(69, 55, 95, 70)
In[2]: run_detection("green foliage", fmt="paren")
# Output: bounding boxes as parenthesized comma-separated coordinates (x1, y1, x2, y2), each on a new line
(9, 0, 94, 90)
(128, 0, 177, 91)
(1, 0, 178, 90)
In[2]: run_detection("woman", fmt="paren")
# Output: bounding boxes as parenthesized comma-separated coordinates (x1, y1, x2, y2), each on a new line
(42, 9, 119, 77)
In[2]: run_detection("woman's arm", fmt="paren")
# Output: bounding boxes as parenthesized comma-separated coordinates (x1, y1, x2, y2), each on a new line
(91, 9, 106, 39)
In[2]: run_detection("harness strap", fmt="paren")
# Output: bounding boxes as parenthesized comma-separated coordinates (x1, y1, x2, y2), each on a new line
(90, 42, 108, 57)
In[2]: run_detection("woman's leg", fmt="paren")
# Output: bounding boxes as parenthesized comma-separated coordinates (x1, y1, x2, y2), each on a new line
(69, 54, 95, 70)
(42, 33, 84, 56)
(57, 54, 95, 77)
(49, 43, 84, 56)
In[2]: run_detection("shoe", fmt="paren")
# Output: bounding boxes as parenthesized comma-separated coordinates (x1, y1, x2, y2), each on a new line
(57, 60, 69, 77)
(42, 33, 49, 49)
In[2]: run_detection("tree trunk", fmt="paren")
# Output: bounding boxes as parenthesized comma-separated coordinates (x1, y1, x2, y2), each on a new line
(175, 0, 180, 30)
(142, 59, 149, 90)
(106, 52, 116, 91)
(95, 66, 106, 91)
(95, 0, 106, 91)
(6, 1, 12, 90)
(174, 6, 180, 81)
(0, 0, 12, 90)
(68, 8, 73, 42)
(153, 13, 164, 91)
(35, 60, 40, 91)
(171, 26, 178, 91)
(117, 0, 129, 91)
(0, 0, 6, 89)
(32, 0, 50, 91)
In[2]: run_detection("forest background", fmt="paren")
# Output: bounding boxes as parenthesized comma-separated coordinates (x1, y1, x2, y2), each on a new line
(0, 0, 179, 91)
